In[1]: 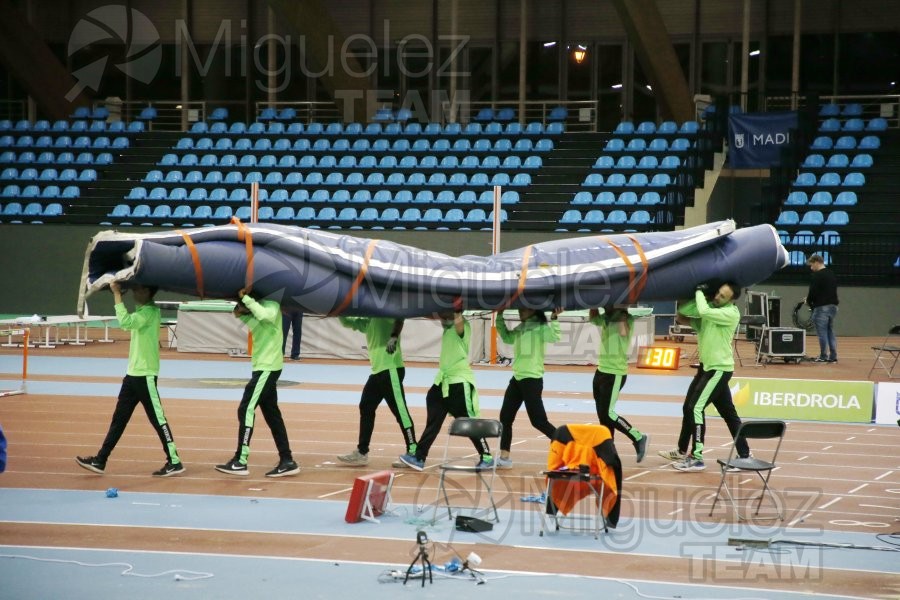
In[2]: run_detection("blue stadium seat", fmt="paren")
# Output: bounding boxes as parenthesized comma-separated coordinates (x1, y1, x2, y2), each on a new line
(649, 173, 671, 187)
(379, 208, 400, 223)
(229, 189, 249, 202)
(833, 191, 857, 206)
(365, 172, 385, 186)
(825, 210, 849, 226)
(560, 209, 581, 225)
(290, 190, 309, 203)
(866, 118, 887, 131)
(842, 118, 864, 131)
(785, 191, 807, 206)
(799, 210, 824, 226)
(818, 230, 841, 246)
(818, 104, 840, 117)
(628, 210, 651, 225)
(794, 172, 816, 186)
(842, 172, 865, 186)
(638, 155, 659, 169)
(427, 173, 447, 186)
(192, 205, 213, 220)
(803, 154, 825, 168)
(615, 155, 636, 169)
(605, 209, 627, 224)
(393, 190, 413, 203)
(834, 135, 856, 150)
(500, 191, 519, 204)
(775, 210, 800, 225)
(42, 202, 63, 216)
(605, 173, 626, 187)
(791, 230, 816, 245)
(573, 191, 593, 205)
(20, 185, 40, 198)
(614, 122, 634, 135)
(273, 206, 294, 221)
(626, 139, 647, 152)
(332, 190, 351, 203)
(583, 209, 604, 225)
(809, 191, 832, 206)
(850, 153, 873, 168)
(61, 185, 79, 198)
(841, 103, 862, 117)
(819, 118, 841, 132)
(627, 173, 648, 187)
(490, 173, 510, 186)
(511, 173, 531, 186)
(858, 135, 880, 150)
(604, 138, 625, 152)
(127, 187, 148, 200)
(818, 172, 841, 186)
(639, 191, 661, 206)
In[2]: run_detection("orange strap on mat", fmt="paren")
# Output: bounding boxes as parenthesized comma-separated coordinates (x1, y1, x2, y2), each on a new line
(500, 244, 533, 309)
(604, 237, 649, 305)
(625, 235, 650, 302)
(231, 217, 255, 291)
(177, 230, 205, 299)
(329, 240, 378, 316)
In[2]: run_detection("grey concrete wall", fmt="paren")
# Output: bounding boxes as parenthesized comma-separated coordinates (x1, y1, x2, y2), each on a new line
(1, 225, 895, 335)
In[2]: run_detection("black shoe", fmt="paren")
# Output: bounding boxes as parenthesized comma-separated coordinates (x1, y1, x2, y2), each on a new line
(813, 357, 829, 363)
(266, 459, 300, 478)
(827, 358, 838, 363)
(153, 462, 185, 477)
(215, 459, 249, 476)
(75, 455, 106, 474)
(634, 434, 649, 463)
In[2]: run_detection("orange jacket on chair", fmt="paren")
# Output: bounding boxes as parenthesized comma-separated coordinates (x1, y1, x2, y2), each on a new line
(547, 423, 622, 528)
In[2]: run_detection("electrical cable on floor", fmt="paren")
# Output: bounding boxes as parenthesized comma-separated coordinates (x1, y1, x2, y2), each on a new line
(0, 553, 214, 581)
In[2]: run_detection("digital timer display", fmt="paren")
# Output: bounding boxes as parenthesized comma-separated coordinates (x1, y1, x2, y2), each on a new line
(636, 346, 681, 370)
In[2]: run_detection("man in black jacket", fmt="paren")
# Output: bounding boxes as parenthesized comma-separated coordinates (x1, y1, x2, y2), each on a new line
(805, 254, 839, 363)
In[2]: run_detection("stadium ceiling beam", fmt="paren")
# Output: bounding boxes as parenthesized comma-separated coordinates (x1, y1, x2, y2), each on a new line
(266, 0, 370, 122)
(0, 0, 90, 120)
(610, 0, 694, 122)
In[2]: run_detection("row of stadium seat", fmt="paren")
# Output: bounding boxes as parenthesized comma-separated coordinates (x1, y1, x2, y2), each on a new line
(819, 117, 888, 132)
(0, 135, 130, 149)
(160, 153, 543, 170)
(785, 191, 857, 206)
(775, 210, 850, 227)
(602, 137, 692, 153)
(189, 120, 564, 136)
(778, 230, 842, 246)
(593, 155, 682, 170)
(0, 151, 113, 165)
(0, 119, 144, 133)
(583, 173, 673, 187)
(573, 191, 663, 206)
(106, 204, 508, 225)
(143, 169, 533, 187)
(810, 135, 880, 150)
(0, 201, 63, 218)
(172, 137, 554, 153)
(801, 153, 873, 169)
(1, 184, 81, 198)
(125, 187, 521, 205)
(2, 167, 98, 181)
(558, 209, 653, 227)
(613, 121, 699, 135)
(787, 250, 832, 266)
(793, 172, 865, 187)
(818, 103, 864, 117)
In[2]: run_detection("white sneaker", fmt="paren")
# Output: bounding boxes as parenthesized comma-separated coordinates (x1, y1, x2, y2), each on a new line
(658, 448, 686, 462)
(337, 449, 369, 466)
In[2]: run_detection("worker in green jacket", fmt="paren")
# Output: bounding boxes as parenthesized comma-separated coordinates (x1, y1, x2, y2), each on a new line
(495, 307, 562, 469)
(76, 282, 184, 477)
(660, 282, 750, 472)
(590, 307, 649, 463)
(336, 317, 417, 467)
(216, 288, 299, 478)
(398, 308, 492, 470)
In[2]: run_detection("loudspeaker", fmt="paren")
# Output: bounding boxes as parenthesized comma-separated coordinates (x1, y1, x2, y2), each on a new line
(455, 515, 493, 533)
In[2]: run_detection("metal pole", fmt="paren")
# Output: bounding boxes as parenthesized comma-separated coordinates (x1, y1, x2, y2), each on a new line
(268, 7, 277, 105)
(740, 0, 751, 112)
(790, 0, 801, 110)
(518, 0, 526, 123)
(180, 0, 190, 131)
(450, 0, 458, 122)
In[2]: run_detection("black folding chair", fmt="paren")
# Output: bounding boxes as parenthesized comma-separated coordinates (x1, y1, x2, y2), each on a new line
(709, 420, 787, 521)
(734, 315, 767, 367)
(432, 417, 502, 524)
(540, 468, 608, 539)
(868, 324, 900, 379)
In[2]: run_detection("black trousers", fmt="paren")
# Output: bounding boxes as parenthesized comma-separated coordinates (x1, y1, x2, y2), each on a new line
(234, 369, 293, 464)
(677, 367, 750, 460)
(356, 367, 417, 455)
(414, 382, 489, 461)
(98, 375, 180, 464)
(498, 376, 555, 451)
(593, 371, 641, 444)
(282, 312, 303, 359)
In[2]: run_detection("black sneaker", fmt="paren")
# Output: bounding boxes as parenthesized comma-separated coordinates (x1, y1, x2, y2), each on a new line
(634, 434, 649, 463)
(75, 455, 106, 474)
(265, 459, 300, 478)
(152, 462, 185, 477)
(215, 459, 249, 476)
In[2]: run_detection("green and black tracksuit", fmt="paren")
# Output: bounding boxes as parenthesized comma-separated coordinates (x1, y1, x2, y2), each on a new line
(339, 317, 417, 455)
(413, 320, 490, 461)
(232, 296, 295, 466)
(496, 312, 560, 452)
(98, 301, 181, 465)
(590, 309, 645, 446)
(677, 291, 750, 460)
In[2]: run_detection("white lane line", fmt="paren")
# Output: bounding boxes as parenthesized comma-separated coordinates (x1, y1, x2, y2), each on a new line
(797, 456, 809, 461)
(846, 436, 856, 441)
(848, 483, 868, 494)
(788, 513, 811, 527)
(860, 504, 900, 511)
(131, 502, 161, 506)
(874, 471, 894, 481)
(625, 471, 650, 481)
(818, 496, 842, 510)
(668, 508, 683, 516)
(822, 445, 833, 451)
(740, 478, 753, 485)
(318, 486, 353, 499)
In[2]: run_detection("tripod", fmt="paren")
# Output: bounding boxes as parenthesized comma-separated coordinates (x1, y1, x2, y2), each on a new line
(403, 542, 433, 586)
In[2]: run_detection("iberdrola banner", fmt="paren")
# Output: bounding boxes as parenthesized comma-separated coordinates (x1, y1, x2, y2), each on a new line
(710, 377, 874, 423)
(728, 112, 798, 168)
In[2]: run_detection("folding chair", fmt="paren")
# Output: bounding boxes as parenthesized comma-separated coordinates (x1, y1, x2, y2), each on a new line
(432, 418, 502, 524)
(709, 420, 786, 521)
(539, 424, 621, 539)
(868, 325, 900, 379)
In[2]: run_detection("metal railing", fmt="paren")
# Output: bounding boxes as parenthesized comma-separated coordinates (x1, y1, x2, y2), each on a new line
(452, 99, 598, 131)
(765, 94, 900, 129)
(254, 101, 342, 124)
(0, 100, 26, 122)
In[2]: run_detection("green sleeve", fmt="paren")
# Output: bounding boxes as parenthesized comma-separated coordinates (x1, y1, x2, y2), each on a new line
(677, 299, 700, 318)
(543, 319, 562, 342)
(115, 302, 151, 331)
(496, 314, 514, 343)
(242, 296, 278, 324)
(695, 291, 739, 326)
(339, 316, 369, 333)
